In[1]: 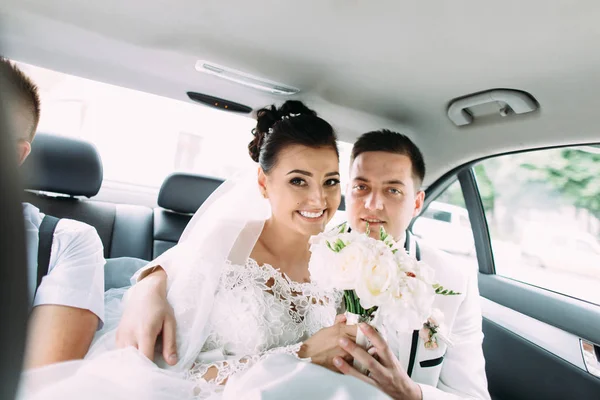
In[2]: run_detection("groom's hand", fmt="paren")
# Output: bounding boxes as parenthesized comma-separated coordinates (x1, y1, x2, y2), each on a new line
(116, 267, 179, 365)
(334, 323, 422, 400)
(297, 314, 356, 372)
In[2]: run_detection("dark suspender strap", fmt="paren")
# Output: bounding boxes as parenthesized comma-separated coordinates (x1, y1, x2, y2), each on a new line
(405, 230, 421, 376)
(404, 231, 422, 261)
(407, 329, 420, 377)
(415, 240, 421, 261)
(37, 215, 60, 292)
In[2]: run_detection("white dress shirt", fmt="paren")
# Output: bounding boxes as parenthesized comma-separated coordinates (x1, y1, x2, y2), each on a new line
(23, 202, 105, 325)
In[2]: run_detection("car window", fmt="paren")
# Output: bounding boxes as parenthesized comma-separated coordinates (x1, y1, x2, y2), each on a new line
(458, 215, 471, 228)
(423, 208, 452, 223)
(18, 61, 354, 189)
(474, 146, 600, 305)
(575, 239, 597, 254)
(411, 180, 478, 271)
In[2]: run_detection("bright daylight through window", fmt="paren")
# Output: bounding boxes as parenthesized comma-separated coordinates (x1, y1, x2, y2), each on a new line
(18, 62, 354, 196)
(415, 148, 600, 306)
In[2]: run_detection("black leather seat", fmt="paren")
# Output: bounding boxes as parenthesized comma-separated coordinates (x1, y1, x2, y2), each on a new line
(152, 173, 223, 258)
(21, 133, 154, 260)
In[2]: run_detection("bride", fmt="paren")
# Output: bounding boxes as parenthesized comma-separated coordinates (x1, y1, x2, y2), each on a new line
(19, 101, 390, 399)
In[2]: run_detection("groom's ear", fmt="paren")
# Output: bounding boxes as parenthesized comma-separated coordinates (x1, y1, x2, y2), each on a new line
(412, 190, 425, 217)
(257, 167, 268, 198)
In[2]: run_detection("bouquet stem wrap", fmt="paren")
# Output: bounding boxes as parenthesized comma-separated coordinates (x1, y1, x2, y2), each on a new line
(345, 311, 371, 375)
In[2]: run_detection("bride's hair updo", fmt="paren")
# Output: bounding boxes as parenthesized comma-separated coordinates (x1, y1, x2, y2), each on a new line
(248, 100, 339, 173)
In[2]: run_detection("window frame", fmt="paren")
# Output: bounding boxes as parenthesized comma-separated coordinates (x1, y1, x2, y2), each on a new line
(411, 143, 600, 342)
(415, 142, 600, 276)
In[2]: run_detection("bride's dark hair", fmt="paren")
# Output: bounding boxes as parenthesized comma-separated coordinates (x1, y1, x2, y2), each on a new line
(248, 100, 339, 172)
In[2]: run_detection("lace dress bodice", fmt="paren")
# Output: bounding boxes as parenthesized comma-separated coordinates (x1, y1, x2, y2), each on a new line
(187, 258, 342, 396)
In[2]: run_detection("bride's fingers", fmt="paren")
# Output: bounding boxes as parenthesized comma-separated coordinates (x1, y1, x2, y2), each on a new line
(334, 314, 347, 324)
(341, 323, 357, 339)
(161, 313, 178, 365)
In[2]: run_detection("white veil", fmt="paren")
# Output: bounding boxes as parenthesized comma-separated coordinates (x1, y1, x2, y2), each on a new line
(155, 169, 271, 369)
(19, 170, 271, 399)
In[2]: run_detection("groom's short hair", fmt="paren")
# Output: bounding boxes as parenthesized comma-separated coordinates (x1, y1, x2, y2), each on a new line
(351, 129, 426, 188)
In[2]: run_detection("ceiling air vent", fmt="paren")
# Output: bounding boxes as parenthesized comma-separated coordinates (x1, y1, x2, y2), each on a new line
(447, 89, 538, 126)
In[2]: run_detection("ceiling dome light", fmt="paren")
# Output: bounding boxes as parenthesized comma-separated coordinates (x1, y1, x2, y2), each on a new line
(195, 61, 299, 96)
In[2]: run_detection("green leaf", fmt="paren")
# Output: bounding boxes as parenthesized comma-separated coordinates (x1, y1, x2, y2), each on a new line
(335, 238, 346, 252)
(365, 221, 370, 236)
(326, 240, 335, 252)
(433, 284, 461, 296)
(379, 226, 388, 241)
(339, 222, 348, 234)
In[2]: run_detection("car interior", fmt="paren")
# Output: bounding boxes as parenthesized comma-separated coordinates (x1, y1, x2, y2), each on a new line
(1, 1, 600, 399)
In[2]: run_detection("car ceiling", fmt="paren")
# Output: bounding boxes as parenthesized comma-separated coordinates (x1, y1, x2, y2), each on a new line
(1, 0, 600, 186)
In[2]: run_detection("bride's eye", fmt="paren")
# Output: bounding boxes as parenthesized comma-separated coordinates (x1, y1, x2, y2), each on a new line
(289, 177, 307, 186)
(324, 179, 340, 187)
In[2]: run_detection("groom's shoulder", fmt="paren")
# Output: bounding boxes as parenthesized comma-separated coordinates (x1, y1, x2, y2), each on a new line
(417, 240, 472, 287)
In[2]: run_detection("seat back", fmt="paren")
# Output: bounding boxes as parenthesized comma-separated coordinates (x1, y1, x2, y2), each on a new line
(21, 133, 154, 260)
(152, 173, 224, 258)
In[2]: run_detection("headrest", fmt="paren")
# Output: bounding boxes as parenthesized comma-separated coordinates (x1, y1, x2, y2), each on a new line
(158, 173, 224, 214)
(21, 133, 103, 198)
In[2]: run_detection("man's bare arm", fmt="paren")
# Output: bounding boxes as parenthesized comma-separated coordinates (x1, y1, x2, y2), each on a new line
(24, 304, 98, 369)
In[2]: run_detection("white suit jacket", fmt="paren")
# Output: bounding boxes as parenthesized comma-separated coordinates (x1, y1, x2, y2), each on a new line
(387, 234, 490, 399)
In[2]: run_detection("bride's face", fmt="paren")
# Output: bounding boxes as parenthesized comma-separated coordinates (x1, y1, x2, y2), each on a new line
(260, 144, 341, 237)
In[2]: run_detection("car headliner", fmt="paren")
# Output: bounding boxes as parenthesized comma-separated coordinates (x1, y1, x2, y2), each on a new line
(1, 1, 599, 185)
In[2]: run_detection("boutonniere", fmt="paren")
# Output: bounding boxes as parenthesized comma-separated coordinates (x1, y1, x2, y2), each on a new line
(419, 308, 453, 349)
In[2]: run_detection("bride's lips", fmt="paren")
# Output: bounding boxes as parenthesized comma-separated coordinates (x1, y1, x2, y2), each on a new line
(296, 209, 326, 222)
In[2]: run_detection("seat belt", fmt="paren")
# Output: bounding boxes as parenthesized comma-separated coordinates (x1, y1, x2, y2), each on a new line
(36, 215, 60, 294)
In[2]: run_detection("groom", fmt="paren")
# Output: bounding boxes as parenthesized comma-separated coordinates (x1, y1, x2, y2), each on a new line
(335, 130, 490, 399)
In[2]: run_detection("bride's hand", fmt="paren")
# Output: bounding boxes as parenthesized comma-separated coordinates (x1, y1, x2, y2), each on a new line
(297, 314, 357, 372)
(115, 267, 178, 365)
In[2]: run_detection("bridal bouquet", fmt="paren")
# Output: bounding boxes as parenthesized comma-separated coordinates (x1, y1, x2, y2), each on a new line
(308, 223, 459, 373)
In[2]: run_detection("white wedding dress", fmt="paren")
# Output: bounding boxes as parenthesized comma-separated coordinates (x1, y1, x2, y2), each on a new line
(18, 172, 391, 400)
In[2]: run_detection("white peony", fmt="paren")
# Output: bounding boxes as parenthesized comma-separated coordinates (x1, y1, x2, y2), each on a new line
(354, 240, 399, 309)
(309, 230, 363, 290)
(329, 240, 372, 290)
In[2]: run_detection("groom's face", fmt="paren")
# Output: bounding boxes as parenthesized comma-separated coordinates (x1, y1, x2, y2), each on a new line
(346, 151, 424, 241)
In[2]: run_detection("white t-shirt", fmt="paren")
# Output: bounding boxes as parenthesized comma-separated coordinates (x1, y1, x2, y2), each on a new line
(23, 203, 105, 325)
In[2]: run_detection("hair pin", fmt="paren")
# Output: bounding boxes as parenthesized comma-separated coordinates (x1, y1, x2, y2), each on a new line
(281, 113, 301, 121)
(268, 128, 274, 134)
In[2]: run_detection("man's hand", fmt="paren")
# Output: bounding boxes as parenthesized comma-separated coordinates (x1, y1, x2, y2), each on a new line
(333, 323, 422, 400)
(115, 267, 178, 365)
(297, 314, 357, 372)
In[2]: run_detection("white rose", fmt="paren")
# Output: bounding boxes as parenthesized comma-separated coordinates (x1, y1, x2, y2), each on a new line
(329, 240, 371, 290)
(414, 260, 435, 285)
(309, 237, 339, 289)
(354, 241, 398, 309)
(380, 301, 425, 332)
(308, 231, 365, 290)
